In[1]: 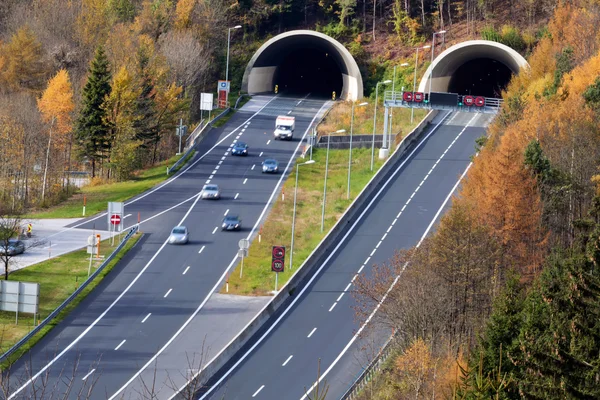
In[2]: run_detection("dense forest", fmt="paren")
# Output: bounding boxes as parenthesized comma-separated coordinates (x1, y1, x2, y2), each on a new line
(0, 0, 552, 211)
(353, 0, 600, 398)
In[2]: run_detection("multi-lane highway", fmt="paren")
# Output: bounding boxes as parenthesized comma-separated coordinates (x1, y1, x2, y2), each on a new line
(7, 95, 331, 399)
(197, 111, 493, 399)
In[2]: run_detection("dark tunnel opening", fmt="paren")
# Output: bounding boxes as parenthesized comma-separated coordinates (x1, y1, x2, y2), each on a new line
(448, 58, 513, 98)
(274, 47, 343, 97)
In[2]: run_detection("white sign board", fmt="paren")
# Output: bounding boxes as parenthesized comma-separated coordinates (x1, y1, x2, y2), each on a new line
(0, 281, 39, 314)
(107, 202, 125, 232)
(200, 93, 214, 111)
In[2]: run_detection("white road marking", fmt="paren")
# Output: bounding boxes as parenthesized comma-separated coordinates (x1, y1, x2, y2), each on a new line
(392, 218, 398, 226)
(282, 355, 293, 366)
(344, 283, 352, 292)
(375, 241, 382, 249)
(287, 110, 292, 115)
(386, 226, 392, 233)
(212, 170, 217, 174)
(243, 178, 248, 184)
(252, 385, 265, 397)
(364, 257, 371, 265)
(224, 209, 229, 216)
(115, 340, 126, 351)
(218, 161, 223, 165)
(235, 193, 239, 200)
(307, 327, 317, 338)
(336, 293, 344, 302)
(215, 166, 220, 170)
(183, 266, 190, 275)
(123, 214, 132, 219)
(199, 245, 205, 254)
(266, 140, 271, 145)
(9, 96, 285, 400)
(209, 175, 214, 179)
(251, 165, 255, 170)
(381, 233, 388, 241)
(328, 303, 337, 312)
(81, 369, 96, 381)
(164, 289, 172, 298)
(358, 265, 365, 274)
(259, 152, 263, 157)
(205, 180, 211, 184)
(142, 313, 151, 323)
(233, 139, 237, 143)
(296, 100, 302, 106)
(221, 156, 226, 161)
(370, 249, 376, 257)
(212, 227, 218, 234)
(352, 274, 358, 282)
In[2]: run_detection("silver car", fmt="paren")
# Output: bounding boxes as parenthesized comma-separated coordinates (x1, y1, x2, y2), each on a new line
(168, 226, 189, 244)
(201, 184, 221, 199)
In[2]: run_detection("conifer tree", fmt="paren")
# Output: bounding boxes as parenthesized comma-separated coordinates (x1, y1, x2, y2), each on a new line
(75, 46, 112, 178)
(132, 44, 159, 163)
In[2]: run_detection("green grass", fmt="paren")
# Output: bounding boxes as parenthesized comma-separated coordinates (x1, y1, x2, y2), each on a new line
(0, 232, 142, 367)
(27, 153, 188, 219)
(223, 147, 385, 296)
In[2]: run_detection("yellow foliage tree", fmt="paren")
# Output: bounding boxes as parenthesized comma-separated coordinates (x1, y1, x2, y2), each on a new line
(174, 0, 197, 30)
(1, 27, 46, 92)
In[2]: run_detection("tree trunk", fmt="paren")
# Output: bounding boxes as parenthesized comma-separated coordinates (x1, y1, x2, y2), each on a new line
(420, 0, 425, 26)
(4, 259, 9, 280)
(363, 0, 366, 32)
(41, 118, 55, 203)
(372, 0, 376, 40)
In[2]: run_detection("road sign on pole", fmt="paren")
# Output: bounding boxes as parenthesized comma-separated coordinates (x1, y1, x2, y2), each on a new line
(238, 239, 250, 250)
(107, 202, 124, 232)
(271, 246, 285, 273)
(110, 214, 121, 225)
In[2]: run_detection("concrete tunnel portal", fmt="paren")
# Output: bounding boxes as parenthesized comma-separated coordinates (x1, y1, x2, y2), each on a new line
(242, 30, 363, 100)
(418, 40, 530, 98)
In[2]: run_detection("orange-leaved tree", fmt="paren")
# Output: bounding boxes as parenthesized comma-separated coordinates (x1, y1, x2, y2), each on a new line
(37, 69, 75, 203)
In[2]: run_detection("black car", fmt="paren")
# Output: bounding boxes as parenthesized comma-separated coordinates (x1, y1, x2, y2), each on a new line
(232, 142, 249, 156)
(0, 239, 25, 256)
(222, 215, 242, 231)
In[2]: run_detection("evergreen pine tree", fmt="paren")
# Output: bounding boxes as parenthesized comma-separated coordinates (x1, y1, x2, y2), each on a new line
(75, 46, 112, 177)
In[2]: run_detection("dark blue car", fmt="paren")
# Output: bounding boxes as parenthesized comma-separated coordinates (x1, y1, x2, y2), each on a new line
(262, 159, 279, 173)
(232, 142, 248, 156)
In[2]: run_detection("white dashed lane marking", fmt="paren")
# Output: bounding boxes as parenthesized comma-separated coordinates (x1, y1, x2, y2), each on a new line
(115, 340, 126, 351)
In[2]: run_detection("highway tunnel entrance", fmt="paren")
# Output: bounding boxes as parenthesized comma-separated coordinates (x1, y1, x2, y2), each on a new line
(418, 40, 529, 98)
(242, 30, 363, 100)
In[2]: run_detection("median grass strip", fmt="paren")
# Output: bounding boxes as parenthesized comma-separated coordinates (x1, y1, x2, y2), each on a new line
(27, 153, 190, 219)
(224, 147, 385, 296)
(0, 232, 142, 366)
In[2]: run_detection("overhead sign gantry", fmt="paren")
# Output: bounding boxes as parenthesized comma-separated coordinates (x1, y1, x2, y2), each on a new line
(384, 91, 504, 114)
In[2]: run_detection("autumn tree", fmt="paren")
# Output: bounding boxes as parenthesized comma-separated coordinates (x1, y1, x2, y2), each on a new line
(0, 27, 46, 92)
(76, 46, 112, 178)
(37, 69, 75, 202)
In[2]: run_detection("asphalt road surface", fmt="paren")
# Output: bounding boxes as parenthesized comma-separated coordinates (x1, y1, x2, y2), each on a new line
(7, 94, 331, 399)
(197, 111, 494, 400)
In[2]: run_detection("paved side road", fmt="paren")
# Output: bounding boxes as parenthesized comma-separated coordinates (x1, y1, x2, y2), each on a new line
(3, 218, 117, 275)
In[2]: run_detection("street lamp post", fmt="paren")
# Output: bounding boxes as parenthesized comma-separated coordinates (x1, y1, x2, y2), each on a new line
(428, 30, 447, 101)
(411, 45, 430, 123)
(371, 80, 392, 171)
(290, 159, 316, 270)
(322, 129, 346, 232)
(348, 102, 369, 199)
(388, 64, 408, 143)
(226, 25, 242, 107)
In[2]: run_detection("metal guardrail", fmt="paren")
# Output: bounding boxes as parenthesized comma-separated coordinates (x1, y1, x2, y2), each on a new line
(0, 225, 139, 364)
(234, 94, 249, 109)
(339, 334, 396, 399)
(167, 146, 196, 176)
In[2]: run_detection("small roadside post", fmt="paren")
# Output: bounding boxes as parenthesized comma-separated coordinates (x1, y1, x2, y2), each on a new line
(86, 225, 96, 277)
(271, 246, 285, 292)
(238, 239, 249, 278)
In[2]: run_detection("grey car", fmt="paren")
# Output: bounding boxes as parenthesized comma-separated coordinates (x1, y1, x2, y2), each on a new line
(222, 216, 242, 231)
(168, 226, 189, 244)
(201, 184, 221, 199)
(0, 239, 25, 256)
(262, 159, 279, 173)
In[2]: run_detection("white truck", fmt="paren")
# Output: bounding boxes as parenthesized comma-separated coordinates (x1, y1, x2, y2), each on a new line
(274, 116, 295, 140)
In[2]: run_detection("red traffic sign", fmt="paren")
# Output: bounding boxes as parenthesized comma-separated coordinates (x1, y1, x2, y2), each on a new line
(474, 96, 485, 107)
(413, 92, 424, 102)
(463, 95, 474, 106)
(110, 214, 121, 225)
(272, 246, 285, 273)
(402, 92, 413, 102)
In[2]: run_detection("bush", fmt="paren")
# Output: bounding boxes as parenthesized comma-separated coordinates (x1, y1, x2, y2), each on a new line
(500, 25, 526, 53)
(481, 26, 502, 42)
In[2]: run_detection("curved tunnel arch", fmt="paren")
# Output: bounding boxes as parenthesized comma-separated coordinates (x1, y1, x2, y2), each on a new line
(242, 30, 363, 100)
(418, 40, 530, 97)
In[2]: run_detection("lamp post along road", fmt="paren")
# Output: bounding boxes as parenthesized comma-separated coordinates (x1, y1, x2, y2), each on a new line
(290, 159, 315, 270)
(225, 25, 242, 107)
(371, 80, 392, 171)
(428, 30, 447, 100)
(348, 102, 368, 199)
(412, 45, 430, 123)
(322, 129, 346, 232)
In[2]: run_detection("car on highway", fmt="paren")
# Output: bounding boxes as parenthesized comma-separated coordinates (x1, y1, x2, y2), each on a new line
(0, 239, 25, 256)
(222, 215, 242, 231)
(231, 142, 249, 156)
(168, 226, 189, 244)
(201, 184, 221, 199)
(262, 159, 279, 173)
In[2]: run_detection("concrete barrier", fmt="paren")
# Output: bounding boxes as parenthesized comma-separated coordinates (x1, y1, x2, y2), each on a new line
(173, 110, 440, 397)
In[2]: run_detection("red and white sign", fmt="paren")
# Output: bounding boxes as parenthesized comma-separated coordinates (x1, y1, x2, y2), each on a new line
(110, 214, 121, 225)
(402, 92, 413, 102)
(475, 96, 485, 107)
(413, 92, 424, 102)
(463, 95, 474, 106)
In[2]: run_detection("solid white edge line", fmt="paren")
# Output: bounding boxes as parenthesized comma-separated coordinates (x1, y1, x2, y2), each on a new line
(282, 355, 293, 366)
(307, 328, 317, 338)
(141, 313, 151, 323)
(43, 96, 280, 240)
(81, 369, 96, 381)
(111, 96, 330, 400)
(299, 117, 479, 400)
(252, 385, 265, 397)
(115, 340, 126, 351)
(194, 111, 453, 400)
(8, 189, 206, 400)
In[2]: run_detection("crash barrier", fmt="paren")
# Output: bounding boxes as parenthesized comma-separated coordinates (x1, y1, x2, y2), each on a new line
(0, 225, 140, 364)
(313, 134, 397, 149)
(234, 94, 250, 109)
(174, 109, 439, 396)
